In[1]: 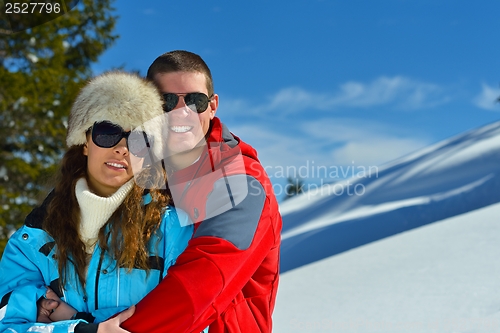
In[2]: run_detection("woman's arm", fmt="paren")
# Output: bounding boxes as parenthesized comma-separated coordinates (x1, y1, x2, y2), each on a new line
(0, 228, 87, 333)
(0, 228, 52, 326)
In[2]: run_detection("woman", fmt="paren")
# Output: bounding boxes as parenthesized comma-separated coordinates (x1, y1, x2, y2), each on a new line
(0, 72, 197, 333)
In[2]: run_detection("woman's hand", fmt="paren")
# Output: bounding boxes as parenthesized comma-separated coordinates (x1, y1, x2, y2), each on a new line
(36, 296, 59, 323)
(97, 305, 135, 333)
(37, 287, 78, 322)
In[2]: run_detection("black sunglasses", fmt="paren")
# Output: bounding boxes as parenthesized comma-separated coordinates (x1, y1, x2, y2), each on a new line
(162, 92, 213, 113)
(90, 121, 153, 158)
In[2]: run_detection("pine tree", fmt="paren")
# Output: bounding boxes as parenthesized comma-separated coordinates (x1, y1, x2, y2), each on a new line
(0, 0, 118, 255)
(284, 176, 305, 200)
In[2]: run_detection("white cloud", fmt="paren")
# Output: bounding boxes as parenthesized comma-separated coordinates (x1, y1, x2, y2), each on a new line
(266, 87, 326, 112)
(217, 98, 249, 116)
(331, 138, 427, 167)
(228, 125, 316, 170)
(230, 119, 430, 184)
(301, 119, 430, 167)
(473, 83, 500, 111)
(259, 76, 448, 114)
(218, 77, 437, 190)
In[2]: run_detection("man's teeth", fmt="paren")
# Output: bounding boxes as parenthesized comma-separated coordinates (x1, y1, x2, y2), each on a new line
(106, 163, 125, 169)
(171, 126, 192, 133)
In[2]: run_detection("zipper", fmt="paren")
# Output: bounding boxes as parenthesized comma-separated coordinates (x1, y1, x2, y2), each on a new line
(116, 265, 120, 306)
(94, 248, 105, 310)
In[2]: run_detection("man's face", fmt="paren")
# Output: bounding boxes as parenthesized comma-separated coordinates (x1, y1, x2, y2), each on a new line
(154, 71, 218, 156)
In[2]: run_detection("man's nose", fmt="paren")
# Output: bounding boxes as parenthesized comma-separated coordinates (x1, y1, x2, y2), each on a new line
(177, 95, 188, 108)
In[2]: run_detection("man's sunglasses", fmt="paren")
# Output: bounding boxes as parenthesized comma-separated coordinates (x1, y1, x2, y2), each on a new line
(162, 92, 213, 113)
(90, 121, 153, 158)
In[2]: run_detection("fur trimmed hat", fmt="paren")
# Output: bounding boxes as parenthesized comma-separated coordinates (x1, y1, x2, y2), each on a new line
(66, 71, 166, 158)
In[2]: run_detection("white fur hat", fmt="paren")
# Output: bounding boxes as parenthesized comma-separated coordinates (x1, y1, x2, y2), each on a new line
(66, 71, 166, 158)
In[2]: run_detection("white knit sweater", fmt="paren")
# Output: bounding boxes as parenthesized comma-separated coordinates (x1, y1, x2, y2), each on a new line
(75, 178, 134, 253)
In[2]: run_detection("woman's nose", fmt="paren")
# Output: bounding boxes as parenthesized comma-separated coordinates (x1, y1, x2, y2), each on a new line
(114, 138, 129, 155)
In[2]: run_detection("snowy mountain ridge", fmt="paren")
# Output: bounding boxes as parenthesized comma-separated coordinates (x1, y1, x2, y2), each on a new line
(274, 120, 500, 333)
(279, 120, 500, 272)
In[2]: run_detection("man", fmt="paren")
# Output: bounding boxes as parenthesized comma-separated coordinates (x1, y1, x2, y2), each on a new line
(121, 50, 282, 333)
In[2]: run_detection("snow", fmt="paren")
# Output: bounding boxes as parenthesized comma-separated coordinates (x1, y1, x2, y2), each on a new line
(281, 174, 493, 240)
(274, 120, 500, 332)
(274, 203, 500, 333)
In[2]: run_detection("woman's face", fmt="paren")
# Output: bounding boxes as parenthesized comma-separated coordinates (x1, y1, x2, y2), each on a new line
(83, 133, 143, 197)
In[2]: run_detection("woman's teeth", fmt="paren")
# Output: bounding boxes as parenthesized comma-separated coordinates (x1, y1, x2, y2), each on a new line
(106, 162, 125, 169)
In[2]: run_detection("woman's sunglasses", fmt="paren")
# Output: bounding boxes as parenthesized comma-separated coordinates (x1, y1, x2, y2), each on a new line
(162, 92, 213, 113)
(90, 121, 153, 158)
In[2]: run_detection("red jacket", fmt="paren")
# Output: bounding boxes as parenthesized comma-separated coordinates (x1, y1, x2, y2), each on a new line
(122, 117, 282, 332)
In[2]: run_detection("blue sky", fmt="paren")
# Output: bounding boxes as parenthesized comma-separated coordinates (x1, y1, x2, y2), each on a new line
(92, 0, 500, 200)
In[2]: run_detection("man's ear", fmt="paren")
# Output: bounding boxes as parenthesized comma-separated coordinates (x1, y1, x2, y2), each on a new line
(209, 94, 219, 119)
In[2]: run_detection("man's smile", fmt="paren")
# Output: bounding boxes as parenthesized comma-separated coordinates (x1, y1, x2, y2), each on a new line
(170, 125, 194, 133)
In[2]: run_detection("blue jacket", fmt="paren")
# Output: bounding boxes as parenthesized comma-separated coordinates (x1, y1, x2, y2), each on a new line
(0, 197, 194, 333)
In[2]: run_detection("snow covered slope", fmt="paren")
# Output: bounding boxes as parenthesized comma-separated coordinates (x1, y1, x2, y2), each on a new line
(279, 120, 500, 273)
(274, 201, 500, 333)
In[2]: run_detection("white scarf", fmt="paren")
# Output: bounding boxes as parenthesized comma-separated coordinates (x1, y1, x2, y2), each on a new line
(75, 178, 134, 253)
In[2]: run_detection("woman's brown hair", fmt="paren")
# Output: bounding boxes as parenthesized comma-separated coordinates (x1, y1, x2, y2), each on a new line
(43, 145, 171, 290)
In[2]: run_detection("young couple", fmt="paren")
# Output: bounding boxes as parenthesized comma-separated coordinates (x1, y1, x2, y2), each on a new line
(0, 50, 282, 333)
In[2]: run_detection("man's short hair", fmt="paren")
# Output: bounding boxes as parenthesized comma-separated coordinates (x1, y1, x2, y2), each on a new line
(147, 50, 214, 96)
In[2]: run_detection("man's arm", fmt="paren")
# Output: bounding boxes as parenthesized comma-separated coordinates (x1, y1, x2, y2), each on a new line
(122, 175, 280, 333)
